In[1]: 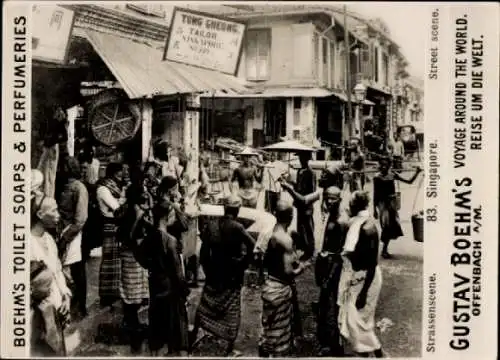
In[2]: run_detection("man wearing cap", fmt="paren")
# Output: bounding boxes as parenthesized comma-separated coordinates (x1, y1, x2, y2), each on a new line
(190, 194, 255, 357)
(259, 200, 309, 357)
(231, 148, 263, 209)
(314, 186, 349, 356)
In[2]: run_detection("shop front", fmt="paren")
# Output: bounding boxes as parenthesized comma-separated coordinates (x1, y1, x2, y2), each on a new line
(365, 85, 393, 148)
(64, 29, 248, 167)
(202, 87, 337, 157)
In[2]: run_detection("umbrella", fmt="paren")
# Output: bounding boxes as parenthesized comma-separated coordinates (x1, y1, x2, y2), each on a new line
(236, 147, 259, 156)
(261, 140, 317, 153)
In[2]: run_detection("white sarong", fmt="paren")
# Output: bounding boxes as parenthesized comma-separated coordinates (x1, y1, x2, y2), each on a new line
(337, 210, 382, 353)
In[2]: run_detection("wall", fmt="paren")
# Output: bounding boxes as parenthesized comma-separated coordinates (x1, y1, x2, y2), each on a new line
(237, 19, 317, 87)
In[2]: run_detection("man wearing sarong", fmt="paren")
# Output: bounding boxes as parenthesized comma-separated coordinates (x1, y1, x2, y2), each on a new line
(315, 186, 348, 356)
(338, 191, 384, 358)
(291, 151, 317, 260)
(280, 176, 321, 344)
(96, 163, 126, 307)
(373, 157, 422, 258)
(231, 149, 263, 208)
(259, 200, 308, 357)
(139, 178, 190, 356)
(349, 143, 366, 192)
(117, 180, 151, 353)
(190, 194, 255, 356)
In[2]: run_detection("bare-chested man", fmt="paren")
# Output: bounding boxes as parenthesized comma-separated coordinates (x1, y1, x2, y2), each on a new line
(259, 200, 308, 357)
(231, 151, 263, 208)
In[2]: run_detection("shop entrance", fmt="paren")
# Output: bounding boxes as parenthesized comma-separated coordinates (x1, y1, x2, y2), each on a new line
(316, 99, 344, 159)
(199, 98, 248, 150)
(263, 99, 286, 145)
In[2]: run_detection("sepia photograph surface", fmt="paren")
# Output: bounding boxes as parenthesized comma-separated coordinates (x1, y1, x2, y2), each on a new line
(1, 1, 498, 359)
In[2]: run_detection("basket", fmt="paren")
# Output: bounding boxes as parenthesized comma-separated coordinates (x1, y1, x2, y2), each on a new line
(411, 213, 424, 242)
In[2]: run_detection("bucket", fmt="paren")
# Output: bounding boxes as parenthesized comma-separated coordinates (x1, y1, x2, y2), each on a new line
(411, 213, 424, 242)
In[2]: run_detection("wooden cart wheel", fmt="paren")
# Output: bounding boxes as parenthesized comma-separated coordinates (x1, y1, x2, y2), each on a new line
(89, 89, 141, 147)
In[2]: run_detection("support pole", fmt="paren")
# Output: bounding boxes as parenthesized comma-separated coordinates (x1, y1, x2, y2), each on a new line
(344, 4, 353, 148)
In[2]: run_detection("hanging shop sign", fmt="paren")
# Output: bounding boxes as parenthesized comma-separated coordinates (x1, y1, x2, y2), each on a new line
(163, 7, 246, 75)
(32, 5, 75, 64)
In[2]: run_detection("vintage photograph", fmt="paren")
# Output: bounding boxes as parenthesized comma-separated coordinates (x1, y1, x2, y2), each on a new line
(28, 2, 427, 357)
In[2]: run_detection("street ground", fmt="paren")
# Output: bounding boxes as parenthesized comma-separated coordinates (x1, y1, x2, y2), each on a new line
(71, 165, 424, 357)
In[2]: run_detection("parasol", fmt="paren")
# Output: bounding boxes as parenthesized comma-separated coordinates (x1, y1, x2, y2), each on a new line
(261, 140, 317, 153)
(236, 147, 259, 156)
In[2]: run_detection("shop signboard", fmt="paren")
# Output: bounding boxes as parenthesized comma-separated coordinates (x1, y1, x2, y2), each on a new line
(32, 5, 75, 64)
(163, 7, 246, 76)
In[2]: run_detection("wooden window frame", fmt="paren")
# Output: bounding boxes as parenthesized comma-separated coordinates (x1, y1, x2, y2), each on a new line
(245, 28, 272, 81)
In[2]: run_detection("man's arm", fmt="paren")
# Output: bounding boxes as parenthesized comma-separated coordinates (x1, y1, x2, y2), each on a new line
(282, 182, 321, 207)
(165, 234, 187, 290)
(254, 166, 264, 184)
(62, 184, 89, 242)
(359, 222, 379, 297)
(394, 167, 422, 184)
(97, 186, 120, 212)
(236, 222, 256, 249)
(275, 231, 306, 276)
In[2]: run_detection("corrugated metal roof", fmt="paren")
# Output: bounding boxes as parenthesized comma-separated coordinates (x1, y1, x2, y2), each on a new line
(202, 87, 336, 98)
(85, 30, 250, 99)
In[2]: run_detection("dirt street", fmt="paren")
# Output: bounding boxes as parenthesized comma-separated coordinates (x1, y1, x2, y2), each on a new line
(73, 175, 424, 357)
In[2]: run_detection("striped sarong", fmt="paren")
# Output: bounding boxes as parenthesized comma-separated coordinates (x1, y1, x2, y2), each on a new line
(259, 277, 293, 356)
(98, 221, 121, 306)
(119, 250, 149, 305)
(197, 283, 242, 342)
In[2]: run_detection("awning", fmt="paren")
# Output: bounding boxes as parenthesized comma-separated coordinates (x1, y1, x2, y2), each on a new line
(201, 87, 335, 98)
(201, 88, 376, 106)
(84, 30, 250, 99)
(367, 83, 392, 96)
(319, 90, 375, 105)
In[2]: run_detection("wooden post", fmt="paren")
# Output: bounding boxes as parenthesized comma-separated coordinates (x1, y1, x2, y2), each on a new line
(184, 94, 200, 177)
(344, 4, 353, 141)
(141, 99, 153, 163)
(66, 106, 78, 157)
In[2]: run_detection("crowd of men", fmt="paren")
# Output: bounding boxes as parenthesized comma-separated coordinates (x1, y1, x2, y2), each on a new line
(30, 132, 421, 357)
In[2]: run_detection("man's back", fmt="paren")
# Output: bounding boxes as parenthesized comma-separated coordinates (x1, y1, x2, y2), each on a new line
(203, 217, 252, 286)
(59, 179, 88, 224)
